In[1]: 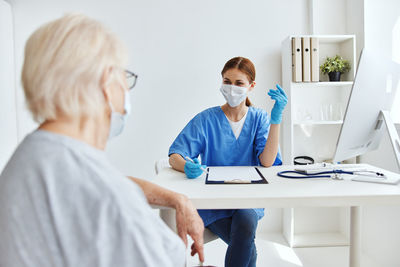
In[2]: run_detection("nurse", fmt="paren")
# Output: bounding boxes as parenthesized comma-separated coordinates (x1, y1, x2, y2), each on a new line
(168, 57, 287, 267)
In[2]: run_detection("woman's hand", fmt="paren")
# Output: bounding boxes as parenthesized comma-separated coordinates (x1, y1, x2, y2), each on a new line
(184, 158, 206, 179)
(127, 176, 205, 262)
(175, 195, 205, 263)
(268, 84, 288, 124)
(169, 154, 206, 179)
(259, 84, 286, 166)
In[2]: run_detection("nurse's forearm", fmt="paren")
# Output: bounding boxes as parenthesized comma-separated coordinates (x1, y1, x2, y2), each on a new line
(259, 124, 280, 167)
(169, 153, 186, 173)
(127, 176, 186, 208)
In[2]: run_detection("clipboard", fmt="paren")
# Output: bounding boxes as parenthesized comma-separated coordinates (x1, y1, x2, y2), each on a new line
(205, 167, 268, 184)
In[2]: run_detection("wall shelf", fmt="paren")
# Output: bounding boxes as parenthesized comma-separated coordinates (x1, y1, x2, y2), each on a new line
(281, 35, 356, 248)
(291, 81, 353, 87)
(294, 120, 344, 125)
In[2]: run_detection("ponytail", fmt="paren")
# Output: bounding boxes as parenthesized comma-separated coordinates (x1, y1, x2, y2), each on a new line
(245, 97, 252, 107)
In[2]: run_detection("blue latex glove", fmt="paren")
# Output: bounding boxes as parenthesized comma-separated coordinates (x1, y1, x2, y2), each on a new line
(184, 158, 206, 179)
(268, 84, 288, 124)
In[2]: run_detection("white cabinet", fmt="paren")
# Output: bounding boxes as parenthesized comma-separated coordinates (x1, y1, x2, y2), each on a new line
(282, 35, 356, 164)
(281, 35, 356, 247)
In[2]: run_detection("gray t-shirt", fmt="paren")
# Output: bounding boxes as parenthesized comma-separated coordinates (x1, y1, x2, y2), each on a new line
(0, 130, 185, 267)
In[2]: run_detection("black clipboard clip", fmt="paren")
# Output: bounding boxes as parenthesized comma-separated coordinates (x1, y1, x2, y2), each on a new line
(205, 167, 268, 184)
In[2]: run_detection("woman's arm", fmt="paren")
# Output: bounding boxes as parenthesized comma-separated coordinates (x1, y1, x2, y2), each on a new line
(259, 124, 280, 167)
(128, 176, 184, 208)
(127, 176, 204, 262)
(260, 84, 287, 167)
(169, 153, 186, 172)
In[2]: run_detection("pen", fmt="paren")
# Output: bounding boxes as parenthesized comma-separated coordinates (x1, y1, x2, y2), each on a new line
(185, 156, 209, 174)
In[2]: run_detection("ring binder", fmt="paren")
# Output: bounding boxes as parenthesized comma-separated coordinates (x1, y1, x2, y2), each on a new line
(311, 37, 319, 82)
(292, 37, 303, 82)
(302, 37, 311, 82)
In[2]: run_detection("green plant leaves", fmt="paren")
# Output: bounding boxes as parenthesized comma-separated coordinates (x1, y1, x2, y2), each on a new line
(319, 55, 351, 74)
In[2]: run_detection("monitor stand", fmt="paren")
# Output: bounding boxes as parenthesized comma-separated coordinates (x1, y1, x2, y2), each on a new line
(351, 110, 400, 185)
(378, 110, 400, 171)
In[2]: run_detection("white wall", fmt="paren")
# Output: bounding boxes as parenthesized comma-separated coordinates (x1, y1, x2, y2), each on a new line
(0, 0, 18, 171)
(310, 0, 365, 62)
(345, 0, 364, 63)
(310, 0, 347, 35)
(7, 0, 310, 179)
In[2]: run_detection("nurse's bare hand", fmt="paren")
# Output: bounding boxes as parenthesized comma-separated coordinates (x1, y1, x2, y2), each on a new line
(175, 194, 205, 263)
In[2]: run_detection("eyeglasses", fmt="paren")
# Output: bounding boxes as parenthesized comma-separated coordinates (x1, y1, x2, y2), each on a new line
(125, 70, 138, 90)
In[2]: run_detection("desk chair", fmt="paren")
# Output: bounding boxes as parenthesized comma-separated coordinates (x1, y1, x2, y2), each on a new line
(155, 158, 218, 244)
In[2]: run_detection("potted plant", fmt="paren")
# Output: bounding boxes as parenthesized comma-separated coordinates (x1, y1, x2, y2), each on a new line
(320, 55, 351, 82)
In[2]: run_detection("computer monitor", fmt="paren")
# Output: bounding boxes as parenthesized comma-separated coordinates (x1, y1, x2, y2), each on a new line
(333, 49, 400, 169)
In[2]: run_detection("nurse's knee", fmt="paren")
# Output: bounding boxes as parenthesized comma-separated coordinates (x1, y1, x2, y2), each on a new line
(233, 209, 258, 236)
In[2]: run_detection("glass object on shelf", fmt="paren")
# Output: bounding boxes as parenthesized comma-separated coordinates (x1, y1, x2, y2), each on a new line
(295, 106, 314, 122)
(319, 103, 345, 121)
(295, 103, 345, 123)
(319, 104, 331, 121)
(333, 103, 345, 121)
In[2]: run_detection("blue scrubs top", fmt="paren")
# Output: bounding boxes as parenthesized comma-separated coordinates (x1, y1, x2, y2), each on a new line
(168, 106, 282, 227)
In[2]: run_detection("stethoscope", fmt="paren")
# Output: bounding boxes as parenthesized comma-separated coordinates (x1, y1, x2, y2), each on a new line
(277, 170, 386, 180)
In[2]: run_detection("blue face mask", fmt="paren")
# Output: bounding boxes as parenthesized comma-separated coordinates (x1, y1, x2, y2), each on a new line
(108, 90, 131, 139)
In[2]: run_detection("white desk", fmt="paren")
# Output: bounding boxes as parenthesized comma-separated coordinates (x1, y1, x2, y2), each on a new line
(153, 164, 400, 267)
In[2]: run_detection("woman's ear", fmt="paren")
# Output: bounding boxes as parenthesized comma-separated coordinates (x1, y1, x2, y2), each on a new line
(101, 67, 113, 102)
(248, 81, 256, 92)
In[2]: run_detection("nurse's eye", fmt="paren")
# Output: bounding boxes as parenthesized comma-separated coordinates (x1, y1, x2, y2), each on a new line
(236, 82, 244, 86)
(223, 80, 232, 84)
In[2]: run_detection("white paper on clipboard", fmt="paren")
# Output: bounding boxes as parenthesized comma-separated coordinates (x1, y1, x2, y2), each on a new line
(207, 166, 262, 182)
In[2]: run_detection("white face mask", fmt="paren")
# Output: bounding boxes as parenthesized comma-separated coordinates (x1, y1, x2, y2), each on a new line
(220, 84, 248, 107)
(108, 90, 131, 139)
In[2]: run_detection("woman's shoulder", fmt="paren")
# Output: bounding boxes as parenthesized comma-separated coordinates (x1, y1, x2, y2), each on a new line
(0, 130, 108, 184)
(0, 130, 143, 202)
(198, 106, 221, 116)
(191, 106, 221, 122)
(248, 106, 269, 120)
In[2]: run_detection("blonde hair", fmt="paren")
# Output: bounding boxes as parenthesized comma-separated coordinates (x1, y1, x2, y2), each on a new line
(22, 13, 128, 122)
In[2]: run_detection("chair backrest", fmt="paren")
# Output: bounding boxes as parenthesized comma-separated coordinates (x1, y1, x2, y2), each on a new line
(155, 158, 171, 174)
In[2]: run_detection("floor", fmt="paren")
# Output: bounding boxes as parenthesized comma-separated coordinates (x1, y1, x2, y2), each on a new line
(186, 233, 379, 267)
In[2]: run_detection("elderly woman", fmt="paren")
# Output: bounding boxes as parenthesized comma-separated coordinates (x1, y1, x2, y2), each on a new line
(0, 14, 204, 266)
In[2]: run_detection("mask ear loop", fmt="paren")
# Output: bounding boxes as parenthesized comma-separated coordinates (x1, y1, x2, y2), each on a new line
(123, 90, 131, 116)
(114, 70, 131, 115)
(105, 68, 128, 115)
(108, 101, 115, 113)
